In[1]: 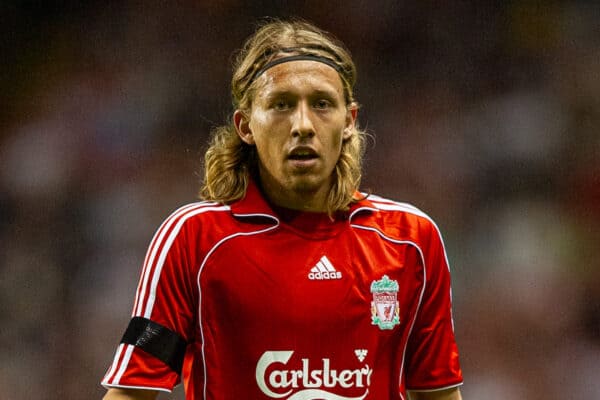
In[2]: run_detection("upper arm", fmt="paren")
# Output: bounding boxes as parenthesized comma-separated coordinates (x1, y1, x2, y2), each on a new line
(103, 388, 159, 400)
(102, 205, 208, 390)
(404, 219, 462, 389)
(408, 387, 462, 400)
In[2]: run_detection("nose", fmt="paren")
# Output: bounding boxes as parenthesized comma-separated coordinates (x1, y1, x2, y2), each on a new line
(291, 101, 315, 138)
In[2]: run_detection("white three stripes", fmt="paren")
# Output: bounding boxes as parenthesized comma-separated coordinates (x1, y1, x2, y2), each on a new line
(312, 255, 335, 273)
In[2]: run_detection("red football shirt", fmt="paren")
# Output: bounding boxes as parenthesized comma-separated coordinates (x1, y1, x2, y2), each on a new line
(102, 181, 462, 399)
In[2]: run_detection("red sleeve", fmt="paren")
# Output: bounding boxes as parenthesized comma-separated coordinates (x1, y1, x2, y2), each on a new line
(404, 220, 463, 391)
(102, 204, 201, 392)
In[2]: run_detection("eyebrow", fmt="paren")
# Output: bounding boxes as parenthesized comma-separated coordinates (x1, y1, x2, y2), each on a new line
(262, 88, 340, 102)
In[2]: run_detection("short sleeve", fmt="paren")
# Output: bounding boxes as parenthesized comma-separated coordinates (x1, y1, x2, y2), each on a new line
(404, 221, 463, 391)
(102, 205, 200, 392)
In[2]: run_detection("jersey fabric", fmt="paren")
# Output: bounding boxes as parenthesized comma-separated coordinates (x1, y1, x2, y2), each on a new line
(102, 180, 463, 399)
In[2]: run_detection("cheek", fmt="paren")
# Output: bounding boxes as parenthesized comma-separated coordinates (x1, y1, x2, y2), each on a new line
(248, 106, 271, 135)
(329, 130, 346, 152)
(249, 111, 266, 130)
(250, 130, 280, 166)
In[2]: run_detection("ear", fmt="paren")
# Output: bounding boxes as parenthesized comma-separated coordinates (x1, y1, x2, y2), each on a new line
(343, 103, 358, 140)
(234, 110, 254, 145)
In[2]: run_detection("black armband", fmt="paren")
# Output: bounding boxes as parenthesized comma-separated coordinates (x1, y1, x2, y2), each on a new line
(121, 316, 187, 374)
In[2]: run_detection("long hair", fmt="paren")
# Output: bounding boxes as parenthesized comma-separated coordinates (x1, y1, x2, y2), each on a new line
(200, 19, 367, 214)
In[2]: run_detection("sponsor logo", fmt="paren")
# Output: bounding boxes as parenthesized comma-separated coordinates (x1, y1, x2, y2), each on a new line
(308, 256, 342, 280)
(256, 351, 372, 399)
(354, 349, 368, 362)
(370, 275, 400, 330)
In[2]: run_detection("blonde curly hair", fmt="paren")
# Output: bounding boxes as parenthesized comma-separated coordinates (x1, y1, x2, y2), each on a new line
(200, 19, 367, 215)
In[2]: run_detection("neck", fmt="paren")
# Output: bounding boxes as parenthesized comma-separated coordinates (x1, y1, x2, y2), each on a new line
(258, 180, 331, 213)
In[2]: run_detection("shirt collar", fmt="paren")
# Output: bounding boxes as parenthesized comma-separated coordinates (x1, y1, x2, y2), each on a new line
(348, 194, 379, 220)
(229, 178, 377, 223)
(229, 178, 279, 223)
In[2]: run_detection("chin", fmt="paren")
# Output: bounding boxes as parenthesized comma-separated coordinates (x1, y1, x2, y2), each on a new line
(288, 176, 328, 194)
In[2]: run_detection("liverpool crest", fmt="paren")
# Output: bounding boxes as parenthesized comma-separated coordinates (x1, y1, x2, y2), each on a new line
(370, 275, 400, 330)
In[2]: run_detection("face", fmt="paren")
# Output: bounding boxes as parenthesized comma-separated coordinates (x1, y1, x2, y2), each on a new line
(234, 60, 357, 211)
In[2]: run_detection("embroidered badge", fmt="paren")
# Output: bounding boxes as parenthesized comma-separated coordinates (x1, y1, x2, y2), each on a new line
(370, 275, 400, 330)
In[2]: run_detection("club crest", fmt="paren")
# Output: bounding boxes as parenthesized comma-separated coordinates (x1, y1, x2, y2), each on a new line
(370, 275, 400, 330)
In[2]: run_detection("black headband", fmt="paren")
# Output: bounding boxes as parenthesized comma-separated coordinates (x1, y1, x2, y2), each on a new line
(249, 54, 343, 84)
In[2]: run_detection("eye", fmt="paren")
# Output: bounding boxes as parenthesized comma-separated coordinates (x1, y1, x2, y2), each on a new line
(314, 99, 331, 109)
(272, 99, 290, 111)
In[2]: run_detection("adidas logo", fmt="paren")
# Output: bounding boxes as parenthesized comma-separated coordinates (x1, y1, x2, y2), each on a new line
(308, 256, 342, 280)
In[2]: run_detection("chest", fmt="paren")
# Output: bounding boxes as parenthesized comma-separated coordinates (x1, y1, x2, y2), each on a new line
(198, 227, 425, 332)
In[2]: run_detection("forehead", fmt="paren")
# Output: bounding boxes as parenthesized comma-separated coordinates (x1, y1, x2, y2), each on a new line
(253, 60, 345, 100)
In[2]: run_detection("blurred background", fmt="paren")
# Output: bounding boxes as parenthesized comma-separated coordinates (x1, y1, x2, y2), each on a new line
(1, 1, 599, 399)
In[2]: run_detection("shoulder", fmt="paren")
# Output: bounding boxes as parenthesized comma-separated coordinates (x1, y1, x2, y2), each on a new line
(365, 194, 433, 219)
(165, 201, 232, 224)
(158, 199, 279, 242)
(153, 201, 234, 242)
(351, 193, 444, 245)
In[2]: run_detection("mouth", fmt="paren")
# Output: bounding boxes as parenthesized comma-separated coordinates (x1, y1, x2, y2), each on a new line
(287, 147, 319, 168)
(287, 147, 318, 161)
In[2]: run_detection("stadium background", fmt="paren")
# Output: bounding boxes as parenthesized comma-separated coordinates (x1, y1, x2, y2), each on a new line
(1, 1, 598, 399)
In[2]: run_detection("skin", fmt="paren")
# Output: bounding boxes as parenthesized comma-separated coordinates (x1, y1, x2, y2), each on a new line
(102, 388, 157, 400)
(234, 60, 357, 212)
(409, 387, 463, 400)
(102, 60, 463, 400)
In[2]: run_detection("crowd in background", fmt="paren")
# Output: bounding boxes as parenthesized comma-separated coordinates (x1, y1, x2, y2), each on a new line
(1, 2, 598, 399)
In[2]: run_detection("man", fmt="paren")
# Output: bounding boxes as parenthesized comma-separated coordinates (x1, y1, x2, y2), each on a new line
(102, 19, 463, 400)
